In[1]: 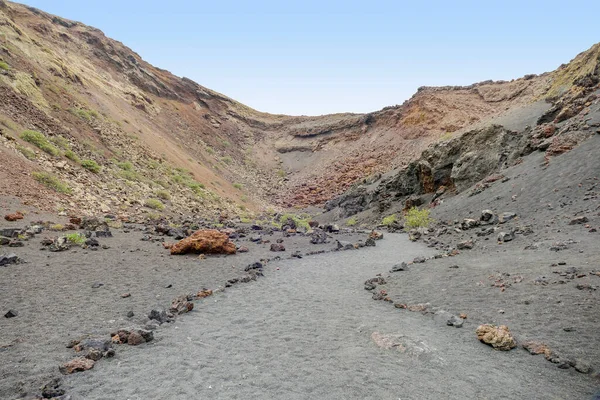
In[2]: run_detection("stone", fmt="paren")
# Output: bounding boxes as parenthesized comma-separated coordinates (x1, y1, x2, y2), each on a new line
(126, 311, 134, 318)
(85, 348, 104, 361)
(476, 324, 517, 350)
(369, 230, 384, 240)
(365, 237, 376, 247)
(237, 246, 249, 253)
(497, 231, 514, 242)
(574, 359, 592, 374)
(270, 243, 285, 252)
(390, 262, 408, 272)
(249, 235, 262, 243)
(522, 341, 551, 356)
(413, 256, 426, 264)
(336, 240, 355, 250)
(170, 230, 236, 255)
(148, 308, 169, 324)
(197, 289, 213, 298)
(4, 212, 24, 221)
(126, 331, 145, 346)
(310, 230, 329, 245)
(49, 237, 70, 252)
(8, 240, 23, 247)
(481, 210, 495, 222)
(569, 216, 589, 225)
(408, 229, 422, 241)
(457, 240, 474, 250)
(170, 295, 194, 315)
(144, 320, 161, 331)
(41, 378, 65, 398)
(4, 309, 18, 318)
(462, 219, 479, 230)
(59, 357, 95, 374)
(291, 250, 303, 258)
(499, 212, 517, 224)
(0, 237, 9, 245)
(0, 253, 19, 266)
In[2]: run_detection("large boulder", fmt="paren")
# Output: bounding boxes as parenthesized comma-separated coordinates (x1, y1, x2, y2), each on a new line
(170, 230, 236, 255)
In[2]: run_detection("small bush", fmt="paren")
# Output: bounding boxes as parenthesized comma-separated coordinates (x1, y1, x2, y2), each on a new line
(81, 159, 101, 173)
(71, 108, 99, 122)
(279, 214, 310, 230)
(221, 139, 231, 147)
(187, 182, 205, 194)
(156, 190, 171, 200)
(64, 150, 81, 163)
(205, 146, 215, 155)
(65, 233, 86, 245)
(145, 198, 165, 210)
(221, 156, 232, 165)
(405, 207, 434, 229)
(16, 145, 36, 160)
(32, 171, 71, 194)
(117, 161, 133, 171)
(346, 217, 357, 226)
(0, 61, 10, 71)
(50, 135, 70, 150)
(50, 224, 64, 231)
(381, 214, 397, 226)
(119, 169, 140, 182)
(20, 130, 60, 156)
(233, 183, 243, 190)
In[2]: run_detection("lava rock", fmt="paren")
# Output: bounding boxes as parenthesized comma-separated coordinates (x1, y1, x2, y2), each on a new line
(497, 231, 514, 242)
(170, 230, 236, 255)
(41, 378, 65, 398)
(4, 309, 18, 318)
(0, 253, 19, 266)
(390, 262, 408, 272)
(59, 357, 95, 374)
(476, 324, 516, 350)
(270, 243, 285, 252)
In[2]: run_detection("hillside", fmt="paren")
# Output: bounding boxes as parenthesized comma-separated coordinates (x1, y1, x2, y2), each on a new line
(0, 0, 599, 222)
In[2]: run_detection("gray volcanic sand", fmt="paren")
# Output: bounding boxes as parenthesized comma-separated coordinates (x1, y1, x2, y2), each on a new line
(0, 204, 365, 399)
(64, 235, 597, 399)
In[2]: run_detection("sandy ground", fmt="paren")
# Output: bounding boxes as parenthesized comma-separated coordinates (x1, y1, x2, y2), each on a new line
(0, 202, 367, 399)
(62, 234, 598, 399)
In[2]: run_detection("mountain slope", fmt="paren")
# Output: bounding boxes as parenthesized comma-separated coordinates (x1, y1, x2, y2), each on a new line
(0, 0, 598, 220)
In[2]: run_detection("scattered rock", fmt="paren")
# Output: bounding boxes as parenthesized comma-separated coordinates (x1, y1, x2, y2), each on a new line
(481, 210, 495, 222)
(574, 359, 593, 374)
(148, 309, 169, 324)
(111, 328, 154, 346)
(413, 256, 426, 264)
(365, 237, 376, 247)
(237, 246, 249, 253)
(569, 216, 589, 225)
(4, 309, 18, 318)
(457, 240, 474, 250)
(126, 311, 134, 318)
(497, 231, 514, 243)
(41, 378, 65, 398)
(336, 240, 355, 250)
(270, 243, 285, 252)
(390, 262, 408, 272)
(0, 253, 20, 266)
(170, 230, 236, 255)
(49, 237, 70, 252)
(522, 341, 551, 356)
(476, 324, 517, 350)
(59, 357, 95, 374)
(91, 282, 104, 289)
(499, 212, 517, 224)
(4, 212, 24, 221)
(369, 230, 384, 240)
(170, 295, 194, 315)
(310, 230, 329, 245)
(197, 289, 213, 298)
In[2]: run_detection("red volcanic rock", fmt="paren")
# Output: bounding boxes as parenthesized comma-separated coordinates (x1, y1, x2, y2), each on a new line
(170, 229, 236, 255)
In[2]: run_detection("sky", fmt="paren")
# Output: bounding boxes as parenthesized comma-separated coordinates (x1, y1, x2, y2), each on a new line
(20, 0, 600, 116)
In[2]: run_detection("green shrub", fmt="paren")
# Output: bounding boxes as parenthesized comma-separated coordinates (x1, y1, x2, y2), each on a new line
(221, 156, 232, 165)
(346, 217, 357, 226)
(221, 139, 231, 147)
(119, 169, 140, 181)
(187, 182, 205, 194)
(81, 159, 101, 173)
(71, 108, 99, 122)
(233, 183, 243, 190)
(16, 145, 36, 160)
(279, 214, 310, 230)
(156, 190, 171, 200)
(0, 61, 10, 71)
(65, 233, 86, 245)
(205, 146, 215, 155)
(145, 198, 165, 210)
(117, 161, 133, 171)
(64, 150, 81, 163)
(32, 171, 71, 194)
(381, 214, 397, 226)
(50, 135, 70, 150)
(20, 130, 60, 156)
(405, 207, 434, 229)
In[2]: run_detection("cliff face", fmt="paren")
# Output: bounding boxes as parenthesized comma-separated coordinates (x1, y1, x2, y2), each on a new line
(0, 0, 598, 219)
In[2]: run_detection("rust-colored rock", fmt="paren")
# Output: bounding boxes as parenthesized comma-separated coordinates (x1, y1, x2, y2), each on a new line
(59, 357, 95, 374)
(4, 212, 24, 221)
(522, 341, 551, 357)
(197, 289, 213, 298)
(69, 217, 82, 225)
(476, 324, 517, 351)
(170, 230, 236, 255)
(369, 230, 384, 240)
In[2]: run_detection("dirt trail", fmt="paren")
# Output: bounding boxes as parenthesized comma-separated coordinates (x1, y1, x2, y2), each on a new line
(64, 235, 598, 399)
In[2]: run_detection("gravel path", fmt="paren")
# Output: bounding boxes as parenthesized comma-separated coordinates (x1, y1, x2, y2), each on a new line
(65, 234, 598, 399)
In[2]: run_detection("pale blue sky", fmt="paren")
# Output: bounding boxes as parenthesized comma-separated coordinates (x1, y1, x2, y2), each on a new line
(21, 0, 600, 115)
